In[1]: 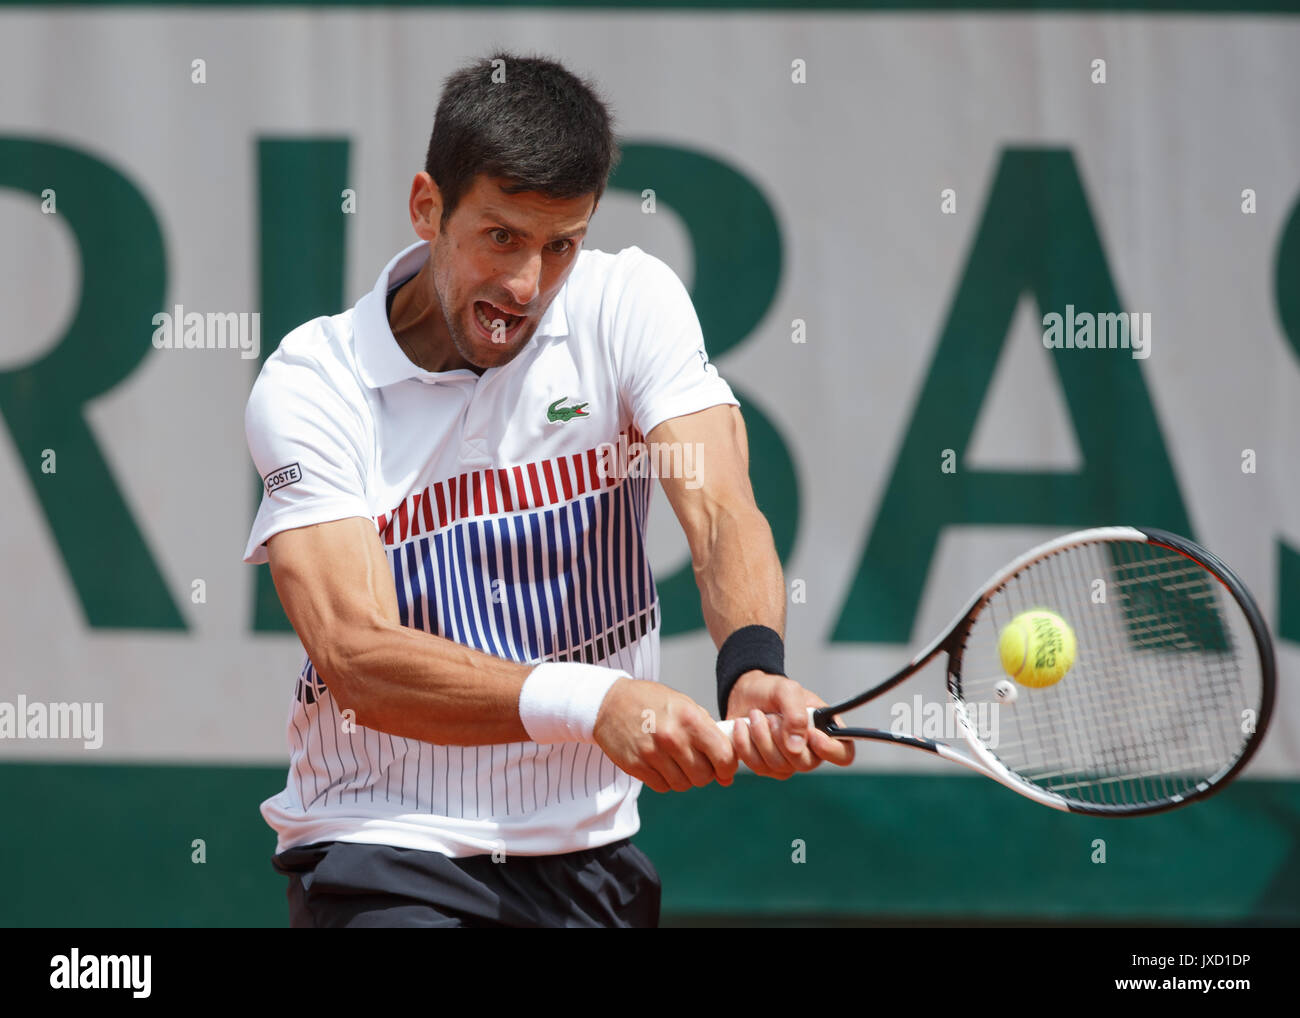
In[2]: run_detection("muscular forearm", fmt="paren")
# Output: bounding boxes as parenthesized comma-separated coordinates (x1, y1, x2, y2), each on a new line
(322, 622, 534, 746)
(692, 503, 786, 649)
(269, 519, 551, 747)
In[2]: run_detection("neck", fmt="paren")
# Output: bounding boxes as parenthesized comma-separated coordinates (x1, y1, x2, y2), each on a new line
(389, 257, 472, 373)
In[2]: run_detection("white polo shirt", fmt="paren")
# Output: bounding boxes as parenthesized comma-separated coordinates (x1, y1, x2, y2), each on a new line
(244, 240, 738, 857)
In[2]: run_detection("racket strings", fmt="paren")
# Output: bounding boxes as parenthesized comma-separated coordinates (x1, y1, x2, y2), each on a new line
(957, 540, 1259, 809)
(1054, 543, 1244, 804)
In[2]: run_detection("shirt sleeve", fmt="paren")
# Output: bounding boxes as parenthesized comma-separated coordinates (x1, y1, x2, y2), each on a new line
(242, 349, 373, 565)
(611, 250, 739, 438)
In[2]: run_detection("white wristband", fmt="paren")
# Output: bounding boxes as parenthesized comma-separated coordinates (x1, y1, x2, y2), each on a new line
(518, 662, 629, 744)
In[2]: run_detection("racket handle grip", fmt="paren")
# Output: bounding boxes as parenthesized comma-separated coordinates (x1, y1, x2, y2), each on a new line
(717, 706, 818, 737)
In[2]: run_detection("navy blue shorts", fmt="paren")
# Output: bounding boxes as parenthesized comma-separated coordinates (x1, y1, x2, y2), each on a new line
(271, 838, 661, 928)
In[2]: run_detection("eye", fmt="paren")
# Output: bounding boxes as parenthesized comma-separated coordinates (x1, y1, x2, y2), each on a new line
(489, 228, 511, 245)
(548, 239, 573, 255)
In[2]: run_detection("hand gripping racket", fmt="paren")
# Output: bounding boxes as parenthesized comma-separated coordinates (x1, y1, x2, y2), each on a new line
(719, 527, 1276, 816)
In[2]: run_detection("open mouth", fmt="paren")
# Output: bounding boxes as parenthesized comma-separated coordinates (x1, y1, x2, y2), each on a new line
(473, 300, 527, 342)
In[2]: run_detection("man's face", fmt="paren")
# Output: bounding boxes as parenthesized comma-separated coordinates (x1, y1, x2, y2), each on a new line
(428, 175, 594, 371)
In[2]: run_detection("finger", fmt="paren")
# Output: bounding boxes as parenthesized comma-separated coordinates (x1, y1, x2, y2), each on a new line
(729, 711, 763, 774)
(686, 711, 738, 784)
(809, 726, 855, 766)
(651, 749, 697, 793)
(629, 765, 671, 795)
(775, 681, 810, 755)
(819, 708, 857, 764)
(666, 714, 723, 787)
(796, 701, 853, 767)
(746, 709, 796, 777)
(785, 734, 822, 773)
(675, 740, 720, 789)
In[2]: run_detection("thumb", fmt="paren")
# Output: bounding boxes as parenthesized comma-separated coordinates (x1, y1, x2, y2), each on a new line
(777, 681, 809, 754)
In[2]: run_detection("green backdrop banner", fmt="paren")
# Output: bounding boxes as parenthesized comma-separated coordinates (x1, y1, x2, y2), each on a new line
(1, 764, 1295, 926)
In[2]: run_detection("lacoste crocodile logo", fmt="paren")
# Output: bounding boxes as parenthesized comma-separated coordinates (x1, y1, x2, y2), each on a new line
(546, 397, 590, 423)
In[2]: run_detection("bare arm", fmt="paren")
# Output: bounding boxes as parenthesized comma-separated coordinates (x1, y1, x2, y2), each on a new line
(651, 404, 854, 773)
(267, 516, 531, 746)
(265, 515, 738, 791)
(650, 406, 785, 647)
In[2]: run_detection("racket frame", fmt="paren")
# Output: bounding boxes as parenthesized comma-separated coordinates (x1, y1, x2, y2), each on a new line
(811, 526, 1277, 816)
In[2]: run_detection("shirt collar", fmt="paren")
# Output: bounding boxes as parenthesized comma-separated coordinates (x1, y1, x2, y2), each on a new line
(354, 240, 570, 389)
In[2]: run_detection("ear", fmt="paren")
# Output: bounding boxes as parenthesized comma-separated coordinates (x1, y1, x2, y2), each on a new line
(409, 172, 442, 242)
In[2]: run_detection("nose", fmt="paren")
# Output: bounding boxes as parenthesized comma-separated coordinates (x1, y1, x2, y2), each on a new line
(503, 251, 543, 309)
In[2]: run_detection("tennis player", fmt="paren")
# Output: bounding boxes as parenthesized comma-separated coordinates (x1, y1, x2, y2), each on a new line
(243, 51, 853, 928)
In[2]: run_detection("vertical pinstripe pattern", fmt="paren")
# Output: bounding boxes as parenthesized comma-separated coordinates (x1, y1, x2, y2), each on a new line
(282, 441, 658, 821)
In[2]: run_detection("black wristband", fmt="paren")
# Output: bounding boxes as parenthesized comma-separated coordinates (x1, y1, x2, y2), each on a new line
(716, 625, 785, 718)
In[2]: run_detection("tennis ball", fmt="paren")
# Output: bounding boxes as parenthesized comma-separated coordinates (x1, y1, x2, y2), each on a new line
(998, 610, 1076, 688)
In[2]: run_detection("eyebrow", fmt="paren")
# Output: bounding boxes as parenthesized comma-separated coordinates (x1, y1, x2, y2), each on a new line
(480, 208, 588, 243)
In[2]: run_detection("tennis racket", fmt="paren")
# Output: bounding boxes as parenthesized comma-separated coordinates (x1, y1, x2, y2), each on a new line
(719, 526, 1276, 816)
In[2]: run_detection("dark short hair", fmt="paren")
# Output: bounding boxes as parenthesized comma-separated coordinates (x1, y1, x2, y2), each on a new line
(425, 51, 619, 225)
